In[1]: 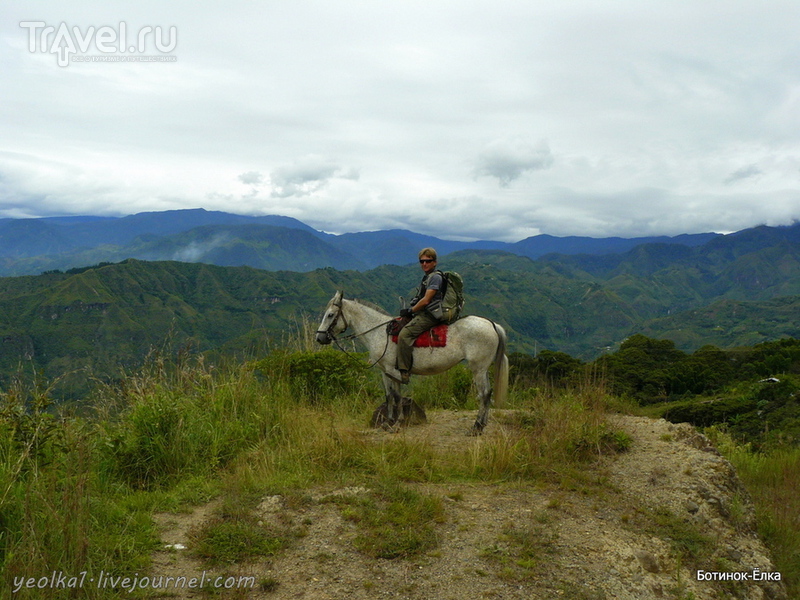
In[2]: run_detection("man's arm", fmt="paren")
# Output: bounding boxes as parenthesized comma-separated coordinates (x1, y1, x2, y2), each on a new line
(412, 288, 437, 313)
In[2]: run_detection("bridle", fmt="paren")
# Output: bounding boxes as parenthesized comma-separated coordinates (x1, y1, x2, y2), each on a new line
(316, 296, 395, 370)
(316, 296, 349, 343)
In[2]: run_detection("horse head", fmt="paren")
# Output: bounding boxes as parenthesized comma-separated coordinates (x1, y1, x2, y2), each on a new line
(315, 290, 346, 345)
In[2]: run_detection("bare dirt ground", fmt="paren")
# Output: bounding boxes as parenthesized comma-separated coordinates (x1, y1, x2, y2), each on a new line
(150, 410, 787, 600)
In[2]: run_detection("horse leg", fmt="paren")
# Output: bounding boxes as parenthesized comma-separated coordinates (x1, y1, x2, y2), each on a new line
(381, 374, 403, 432)
(470, 368, 492, 436)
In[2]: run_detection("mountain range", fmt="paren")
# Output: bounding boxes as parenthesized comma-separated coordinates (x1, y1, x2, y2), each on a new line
(0, 208, 720, 275)
(1, 208, 800, 398)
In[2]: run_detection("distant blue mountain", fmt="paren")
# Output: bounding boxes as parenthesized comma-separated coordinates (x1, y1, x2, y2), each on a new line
(0, 207, 785, 276)
(509, 232, 719, 259)
(327, 229, 719, 267)
(43, 208, 320, 246)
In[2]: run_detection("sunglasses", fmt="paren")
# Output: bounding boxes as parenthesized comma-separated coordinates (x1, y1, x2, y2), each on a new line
(419, 258, 435, 264)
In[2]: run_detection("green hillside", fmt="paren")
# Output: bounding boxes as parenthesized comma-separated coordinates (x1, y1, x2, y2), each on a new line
(2, 247, 800, 400)
(0, 260, 421, 395)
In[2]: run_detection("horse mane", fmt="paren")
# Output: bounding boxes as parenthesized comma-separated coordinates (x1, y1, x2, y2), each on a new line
(350, 298, 391, 316)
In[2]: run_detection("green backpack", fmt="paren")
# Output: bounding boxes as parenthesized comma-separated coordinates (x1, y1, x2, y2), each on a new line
(438, 270, 464, 323)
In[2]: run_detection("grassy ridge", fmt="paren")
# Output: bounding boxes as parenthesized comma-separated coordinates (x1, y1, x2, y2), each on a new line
(0, 342, 797, 598)
(0, 343, 630, 599)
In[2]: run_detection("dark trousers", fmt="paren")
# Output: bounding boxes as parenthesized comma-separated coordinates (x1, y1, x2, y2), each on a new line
(396, 311, 441, 372)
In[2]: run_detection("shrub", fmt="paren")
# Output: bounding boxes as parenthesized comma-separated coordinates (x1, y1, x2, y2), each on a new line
(509, 351, 584, 388)
(596, 335, 686, 402)
(253, 349, 371, 403)
(0, 371, 66, 470)
(98, 356, 277, 489)
(663, 377, 800, 449)
(101, 392, 191, 488)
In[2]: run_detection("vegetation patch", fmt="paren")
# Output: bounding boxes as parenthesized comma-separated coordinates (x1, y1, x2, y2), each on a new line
(0, 372, 159, 600)
(412, 363, 474, 410)
(664, 377, 800, 449)
(0, 331, 796, 597)
(332, 482, 445, 559)
(628, 505, 714, 567)
(252, 348, 374, 404)
(709, 429, 800, 598)
(96, 351, 287, 489)
(597, 336, 800, 406)
(189, 514, 291, 566)
(481, 519, 558, 581)
(471, 390, 631, 481)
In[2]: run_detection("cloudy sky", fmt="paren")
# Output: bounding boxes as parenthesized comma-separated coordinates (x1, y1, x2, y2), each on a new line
(2, 1, 800, 242)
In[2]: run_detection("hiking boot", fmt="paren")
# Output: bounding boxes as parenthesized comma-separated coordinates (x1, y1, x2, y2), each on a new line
(399, 370, 410, 384)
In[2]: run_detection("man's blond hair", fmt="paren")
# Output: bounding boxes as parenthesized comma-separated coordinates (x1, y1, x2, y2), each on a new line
(418, 247, 437, 260)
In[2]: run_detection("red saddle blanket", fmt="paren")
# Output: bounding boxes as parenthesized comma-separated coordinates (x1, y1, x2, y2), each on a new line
(391, 323, 448, 347)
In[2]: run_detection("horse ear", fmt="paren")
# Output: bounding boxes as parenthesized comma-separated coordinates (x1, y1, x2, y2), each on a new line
(335, 290, 344, 301)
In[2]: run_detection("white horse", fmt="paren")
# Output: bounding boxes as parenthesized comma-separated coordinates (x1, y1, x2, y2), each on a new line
(315, 291, 509, 434)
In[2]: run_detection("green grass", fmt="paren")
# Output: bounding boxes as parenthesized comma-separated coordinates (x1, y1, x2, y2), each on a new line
(480, 518, 559, 581)
(0, 351, 302, 599)
(460, 384, 631, 482)
(188, 485, 299, 567)
(636, 506, 715, 565)
(335, 481, 445, 559)
(0, 374, 159, 599)
(707, 428, 800, 598)
(411, 363, 475, 410)
(190, 516, 290, 566)
(1, 346, 797, 598)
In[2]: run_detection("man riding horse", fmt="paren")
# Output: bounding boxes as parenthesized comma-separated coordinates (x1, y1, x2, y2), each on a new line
(396, 247, 449, 384)
(315, 289, 508, 434)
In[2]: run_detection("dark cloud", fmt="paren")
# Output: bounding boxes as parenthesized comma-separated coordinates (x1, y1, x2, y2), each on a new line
(474, 138, 554, 186)
(238, 171, 264, 186)
(269, 156, 357, 198)
(724, 164, 762, 184)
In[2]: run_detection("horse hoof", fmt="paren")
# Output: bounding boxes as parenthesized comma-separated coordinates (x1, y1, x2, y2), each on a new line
(468, 424, 484, 436)
(382, 422, 401, 433)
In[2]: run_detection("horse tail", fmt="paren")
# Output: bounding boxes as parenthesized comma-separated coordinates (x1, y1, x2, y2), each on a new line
(492, 323, 509, 408)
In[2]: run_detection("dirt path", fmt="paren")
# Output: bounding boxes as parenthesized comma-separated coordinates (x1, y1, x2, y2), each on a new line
(149, 411, 786, 599)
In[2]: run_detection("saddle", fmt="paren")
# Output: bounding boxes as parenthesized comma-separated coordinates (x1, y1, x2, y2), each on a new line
(387, 317, 448, 348)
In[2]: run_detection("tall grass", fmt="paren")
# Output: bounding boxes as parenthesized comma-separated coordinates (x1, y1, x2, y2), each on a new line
(412, 363, 475, 410)
(708, 428, 800, 597)
(460, 382, 631, 483)
(226, 362, 631, 496)
(0, 346, 344, 599)
(0, 369, 157, 600)
(96, 352, 284, 490)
